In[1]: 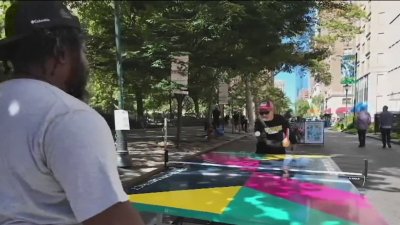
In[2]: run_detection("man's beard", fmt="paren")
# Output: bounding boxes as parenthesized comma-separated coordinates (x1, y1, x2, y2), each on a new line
(67, 58, 89, 102)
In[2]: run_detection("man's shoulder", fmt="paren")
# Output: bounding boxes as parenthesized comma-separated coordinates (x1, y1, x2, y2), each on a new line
(1, 78, 95, 116)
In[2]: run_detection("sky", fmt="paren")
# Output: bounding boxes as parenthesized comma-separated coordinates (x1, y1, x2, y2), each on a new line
(275, 10, 316, 110)
(276, 67, 310, 109)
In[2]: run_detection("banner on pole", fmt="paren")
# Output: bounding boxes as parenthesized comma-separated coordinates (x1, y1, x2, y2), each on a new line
(114, 110, 130, 130)
(219, 83, 229, 104)
(171, 55, 189, 95)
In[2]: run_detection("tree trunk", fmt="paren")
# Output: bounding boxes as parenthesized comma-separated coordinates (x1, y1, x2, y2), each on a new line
(206, 87, 214, 124)
(207, 97, 213, 124)
(245, 76, 255, 131)
(193, 95, 200, 118)
(135, 89, 144, 118)
(175, 94, 185, 149)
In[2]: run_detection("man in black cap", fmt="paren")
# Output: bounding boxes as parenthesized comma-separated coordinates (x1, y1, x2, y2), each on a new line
(0, 2, 144, 225)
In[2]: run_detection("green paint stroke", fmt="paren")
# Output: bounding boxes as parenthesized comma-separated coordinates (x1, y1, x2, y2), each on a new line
(132, 187, 359, 225)
(133, 202, 223, 223)
(220, 187, 360, 225)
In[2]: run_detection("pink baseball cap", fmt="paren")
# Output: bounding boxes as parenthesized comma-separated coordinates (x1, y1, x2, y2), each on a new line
(258, 101, 274, 112)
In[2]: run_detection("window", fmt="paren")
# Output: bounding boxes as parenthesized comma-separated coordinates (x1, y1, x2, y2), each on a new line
(390, 13, 400, 24)
(361, 61, 365, 75)
(342, 98, 352, 105)
(389, 39, 400, 49)
(377, 32, 384, 44)
(364, 75, 369, 102)
(377, 53, 384, 66)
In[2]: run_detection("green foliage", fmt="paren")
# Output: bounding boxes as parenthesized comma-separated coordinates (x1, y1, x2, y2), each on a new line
(308, 60, 332, 85)
(295, 99, 310, 117)
(0, 1, 10, 39)
(0, 1, 366, 117)
(311, 94, 324, 111)
(310, 1, 367, 85)
(0, 1, 11, 79)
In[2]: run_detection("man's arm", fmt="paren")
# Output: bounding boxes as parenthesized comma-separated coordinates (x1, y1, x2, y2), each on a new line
(83, 201, 144, 225)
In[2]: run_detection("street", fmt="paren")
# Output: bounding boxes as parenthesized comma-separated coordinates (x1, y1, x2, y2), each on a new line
(214, 129, 400, 225)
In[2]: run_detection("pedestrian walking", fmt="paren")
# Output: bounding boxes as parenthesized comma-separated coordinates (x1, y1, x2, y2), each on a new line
(355, 105, 371, 147)
(233, 111, 240, 131)
(212, 105, 221, 129)
(240, 114, 248, 133)
(380, 105, 393, 149)
(0, 2, 144, 224)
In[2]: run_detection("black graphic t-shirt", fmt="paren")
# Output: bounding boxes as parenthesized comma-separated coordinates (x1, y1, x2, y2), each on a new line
(255, 114, 290, 146)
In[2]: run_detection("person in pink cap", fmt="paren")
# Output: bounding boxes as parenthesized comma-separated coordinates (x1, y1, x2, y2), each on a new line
(254, 101, 290, 154)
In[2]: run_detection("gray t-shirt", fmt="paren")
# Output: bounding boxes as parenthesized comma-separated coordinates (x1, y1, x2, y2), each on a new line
(0, 79, 128, 224)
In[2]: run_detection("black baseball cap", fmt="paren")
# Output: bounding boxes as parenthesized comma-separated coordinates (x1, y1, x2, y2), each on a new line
(0, 1, 81, 60)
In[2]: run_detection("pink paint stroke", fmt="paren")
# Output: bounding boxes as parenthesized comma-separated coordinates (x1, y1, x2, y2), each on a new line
(202, 152, 260, 171)
(245, 172, 388, 225)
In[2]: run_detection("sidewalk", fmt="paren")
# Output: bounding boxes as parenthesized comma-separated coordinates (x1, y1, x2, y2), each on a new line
(119, 126, 249, 188)
(366, 132, 400, 145)
(340, 128, 400, 145)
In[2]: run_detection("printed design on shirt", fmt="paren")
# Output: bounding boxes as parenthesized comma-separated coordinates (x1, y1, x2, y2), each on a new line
(264, 125, 282, 134)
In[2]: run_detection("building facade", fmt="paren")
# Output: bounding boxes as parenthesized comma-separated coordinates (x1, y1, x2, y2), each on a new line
(354, 1, 400, 116)
(274, 80, 285, 92)
(311, 39, 354, 119)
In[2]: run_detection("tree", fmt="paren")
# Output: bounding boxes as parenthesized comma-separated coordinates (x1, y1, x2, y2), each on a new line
(0, 1, 11, 80)
(295, 99, 310, 117)
(309, 2, 367, 85)
(65, 1, 366, 125)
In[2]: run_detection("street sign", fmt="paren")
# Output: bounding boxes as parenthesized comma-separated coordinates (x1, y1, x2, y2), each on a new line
(171, 55, 189, 95)
(219, 83, 229, 104)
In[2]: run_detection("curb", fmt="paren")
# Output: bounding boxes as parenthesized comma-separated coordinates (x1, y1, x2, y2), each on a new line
(366, 135, 400, 145)
(344, 131, 400, 145)
(122, 134, 249, 190)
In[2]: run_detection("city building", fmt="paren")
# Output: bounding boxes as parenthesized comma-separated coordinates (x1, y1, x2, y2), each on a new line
(274, 80, 285, 92)
(299, 89, 310, 100)
(311, 37, 354, 119)
(354, 1, 400, 116)
(295, 67, 310, 100)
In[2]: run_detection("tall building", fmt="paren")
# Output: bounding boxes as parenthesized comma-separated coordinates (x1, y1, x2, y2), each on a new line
(299, 89, 310, 100)
(354, 1, 400, 116)
(295, 67, 311, 100)
(274, 80, 285, 92)
(311, 37, 355, 119)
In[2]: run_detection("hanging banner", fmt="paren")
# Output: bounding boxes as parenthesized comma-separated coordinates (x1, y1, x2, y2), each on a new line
(218, 83, 229, 104)
(341, 54, 356, 84)
(171, 55, 189, 95)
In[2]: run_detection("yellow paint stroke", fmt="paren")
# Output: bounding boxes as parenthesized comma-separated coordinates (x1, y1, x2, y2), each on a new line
(129, 186, 241, 214)
(264, 154, 330, 161)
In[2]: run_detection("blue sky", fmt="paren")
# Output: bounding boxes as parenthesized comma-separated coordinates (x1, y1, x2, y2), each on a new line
(276, 71, 296, 106)
(276, 67, 310, 109)
(276, 10, 315, 109)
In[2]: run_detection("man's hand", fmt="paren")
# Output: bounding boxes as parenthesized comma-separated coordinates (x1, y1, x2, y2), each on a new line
(282, 128, 290, 148)
(83, 201, 145, 225)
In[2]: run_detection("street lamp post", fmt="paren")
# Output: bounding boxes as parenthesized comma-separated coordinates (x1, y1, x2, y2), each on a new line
(344, 84, 350, 127)
(114, 0, 132, 168)
(325, 98, 328, 110)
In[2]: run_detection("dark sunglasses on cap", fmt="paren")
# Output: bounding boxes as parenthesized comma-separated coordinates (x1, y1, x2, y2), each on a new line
(259, 111, 270, 115)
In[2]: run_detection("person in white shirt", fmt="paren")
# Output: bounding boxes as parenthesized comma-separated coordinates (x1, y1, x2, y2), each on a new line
(0, 2, 144, 225)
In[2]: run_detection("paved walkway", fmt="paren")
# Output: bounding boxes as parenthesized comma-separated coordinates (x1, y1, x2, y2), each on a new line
(119, 126, 249, 188)
(366, 132, 400, 145)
